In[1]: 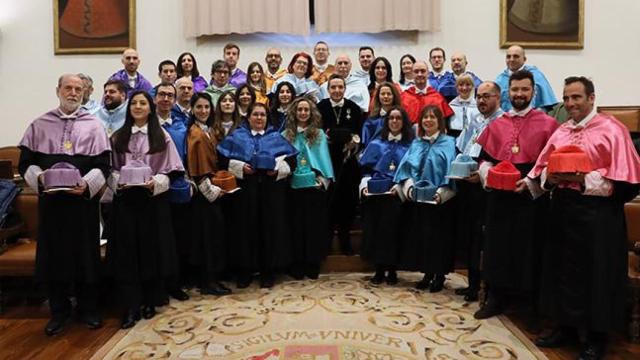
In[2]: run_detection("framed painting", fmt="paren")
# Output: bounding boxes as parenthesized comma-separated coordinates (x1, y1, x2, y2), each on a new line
(54, 0, 136, 54)
(500, 0, 584, 49)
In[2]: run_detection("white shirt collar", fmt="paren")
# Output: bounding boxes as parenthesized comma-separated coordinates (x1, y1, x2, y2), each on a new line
(58, 107, 80, 120)
(315, 63, 328, 72)
(422, 131, 440, 143)
(379, 108, 388, 117)
(508, 105, 532, 117)
(388, 133, 402, 142)
(177, 103, 190, 114)
(570, 108, 597, 128)
(330, 99, 345, 107)
(158, 114, 172, 126)
(297, 126, 307, 133)
(197, 122, 209, 131)
(507, 65, 526, 76)
(413, 84, 429, 94)
(131, 124, 148, 134)
(251, 129, 265, 136)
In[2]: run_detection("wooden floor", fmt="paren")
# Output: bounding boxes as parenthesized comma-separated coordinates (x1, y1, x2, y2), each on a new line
(1, 288, 639, 360)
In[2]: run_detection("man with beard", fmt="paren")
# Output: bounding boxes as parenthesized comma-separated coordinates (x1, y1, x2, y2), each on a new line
(311, 41, 335, 85)
(109, 48, 153, 97)
(529, 77, 640, 360)
(352, 46, 374, 86)
(452, 81, 504, 302)
(264, 48, 287, 91)
(18, 74, 111, 335)
(428, 47, 451, 91)
(495, 45, 557, 112)
(474, 70, 558, 320)
(317, 74, 364, 255)
(96, 79, 128, 137)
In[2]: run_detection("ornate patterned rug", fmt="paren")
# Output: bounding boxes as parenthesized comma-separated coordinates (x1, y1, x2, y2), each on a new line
(93, 273, 546, 359)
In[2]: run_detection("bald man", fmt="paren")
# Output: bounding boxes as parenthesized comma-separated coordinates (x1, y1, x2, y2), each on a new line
(400, 61, 453, 124)
(495, 45, 557, 111)
(317, 54, 370, 112)
(109, 48, 153, 97)
(435, 52, 483, 102)
(172, 77, 194, 124)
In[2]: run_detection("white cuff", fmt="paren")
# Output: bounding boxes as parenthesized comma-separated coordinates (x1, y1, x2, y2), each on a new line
(228, 159, 245, 180)
(359, 176, 371, 198)
(402, 178, 415, 200)
(199, 178, 222, 202)
(24, 165, 43, 193)
(540, 167, 552, 190)
(317, 175, 330, 190)
(478, 161, 493, 189)
(524, 177, 544, 199)
(152, 174, 170, 196)
(83, 168, 106, 199)
(583, 171, 613, 197)
(436, 186, 456, 203)
(275, 155, 291, 181)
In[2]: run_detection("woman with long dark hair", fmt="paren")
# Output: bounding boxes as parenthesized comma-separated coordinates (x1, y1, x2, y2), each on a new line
(246, 62, 269, 105)
(108, 90, 184, 329)
(185, 92, 232, 296)
(362, 81, 402, 148)
(359, 107, 413, 285)
(176, 52, 208, 93)
(212, 91, 241, 142)
(269, 81, 296, 132)
(398, 54, 416, 91)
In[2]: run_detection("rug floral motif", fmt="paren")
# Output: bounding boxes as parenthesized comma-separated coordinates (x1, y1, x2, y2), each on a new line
(95, 272, 546, 360)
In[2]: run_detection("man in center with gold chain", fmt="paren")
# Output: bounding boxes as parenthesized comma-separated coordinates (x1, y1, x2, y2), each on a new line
(473, 70, 558, 320)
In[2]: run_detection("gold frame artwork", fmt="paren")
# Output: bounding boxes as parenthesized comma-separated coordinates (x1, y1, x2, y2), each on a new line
(500, 0, 584, 49)
(54, 0, 136, 54)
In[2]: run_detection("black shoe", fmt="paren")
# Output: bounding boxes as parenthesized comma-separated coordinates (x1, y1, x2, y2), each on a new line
(289, 266, 305, 280)
(121, 309, 141, 329)
(535, 328, 577, 348)
(44, 316, 71, 336)
(473, 299, 503, 319)
(415, 274, 432, 290)
(141, 305, 156, 320)
(236, 274, 252, 289)
(260, 274, 275, 288)
(386, 271, 398, 285)
(369, 271, 385, 285)
(169, 288, 190, 301)
(81, 313, 103, 330)
(201, 282, 232, 296)
(578, 342, 606, 360)
(429, 275, 445, 293)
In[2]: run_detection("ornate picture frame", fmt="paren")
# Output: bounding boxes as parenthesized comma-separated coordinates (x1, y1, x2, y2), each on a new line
(54, 0, 136, 54)
(500, 0, 584, 49)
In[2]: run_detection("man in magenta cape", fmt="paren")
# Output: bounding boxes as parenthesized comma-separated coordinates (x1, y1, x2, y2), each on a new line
(473, 70, 558, 321)
(528, 77, 640, 359)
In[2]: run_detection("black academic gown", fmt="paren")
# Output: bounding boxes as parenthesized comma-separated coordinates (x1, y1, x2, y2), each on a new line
(479, 151, 549, 294)
(317, 98, 363, 236)
(540, 183, 639, 333)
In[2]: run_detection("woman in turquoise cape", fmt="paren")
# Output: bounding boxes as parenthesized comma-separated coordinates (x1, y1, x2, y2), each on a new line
(394, 105, 457, 293)
(282, 97, 334, 279)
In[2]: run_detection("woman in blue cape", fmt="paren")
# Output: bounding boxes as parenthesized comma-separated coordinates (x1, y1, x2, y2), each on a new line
(282, 97, 334, 280)
(217, 103, 298, 288)
(361, 82, 402, 149)
(394, 105, 457, 293)
(359, 106, 413, 286)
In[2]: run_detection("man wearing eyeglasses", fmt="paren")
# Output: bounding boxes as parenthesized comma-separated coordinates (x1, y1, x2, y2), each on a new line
(154, 83, 192, 303)
(311, 41, 335, 85)
(204, 60, 237, 106)
(452, 81, 504, 303)
(264, 48, 286, 91)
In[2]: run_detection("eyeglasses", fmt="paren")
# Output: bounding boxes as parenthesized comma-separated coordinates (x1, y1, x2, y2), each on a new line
(295, 60, 309, 66)
(475, 94, 497, 101)
(157, 92, 175, 99)
(214, 70, 229, 75)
